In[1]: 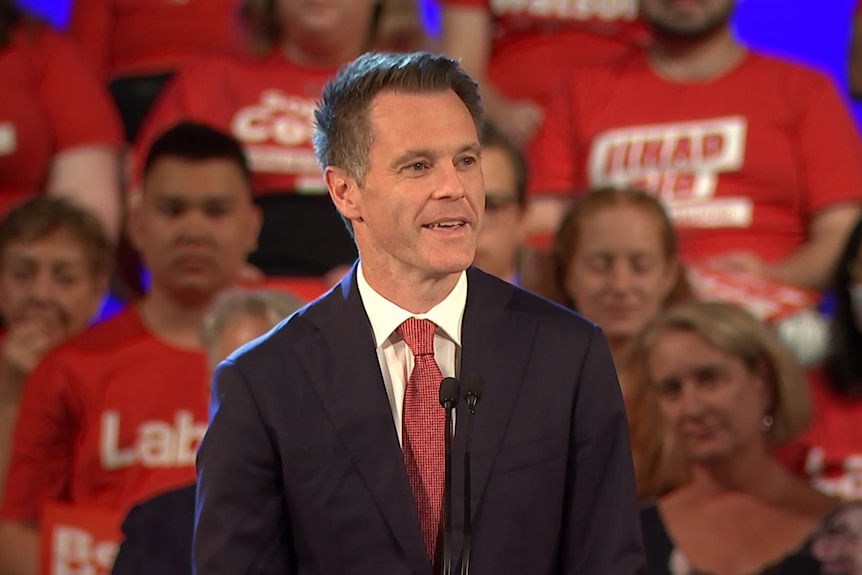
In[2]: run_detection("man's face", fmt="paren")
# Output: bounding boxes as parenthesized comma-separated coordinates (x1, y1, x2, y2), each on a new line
(473, 145, 525, 282)
(641, 0, 735, 38)
(132, 157, 261, 303)
(330, 90, 484, 284)
(0, 229, 106, 336)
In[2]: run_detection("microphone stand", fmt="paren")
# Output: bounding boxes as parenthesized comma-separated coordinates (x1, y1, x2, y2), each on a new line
(438, 377, 460, 575)
(460, 374, 484, 575)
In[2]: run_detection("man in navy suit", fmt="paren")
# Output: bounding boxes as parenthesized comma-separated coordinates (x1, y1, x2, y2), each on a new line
(193, 52, 646, 575)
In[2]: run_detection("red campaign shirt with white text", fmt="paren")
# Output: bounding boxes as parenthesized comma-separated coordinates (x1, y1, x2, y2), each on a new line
(438, 0, 647, 107)
(66, 0, 241, 80)
(0, 307, 208, 523)
(0, 26, 122, 216)
(528, 49, 862, 264)
(798, 369, 862, 500)
(134, 51, 338, 196)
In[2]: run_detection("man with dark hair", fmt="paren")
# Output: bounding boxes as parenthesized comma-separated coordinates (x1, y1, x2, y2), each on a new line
(0, 121, 261, 575)
(196, 52, 644, 574)
(142, 121, 252, 183)
(473, 122, 527, 283)
(528, 0, 862, 292)
(0, 196, 112, 512)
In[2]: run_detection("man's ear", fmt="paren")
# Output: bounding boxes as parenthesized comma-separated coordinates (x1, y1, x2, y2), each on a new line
(326, 167, 363, 223)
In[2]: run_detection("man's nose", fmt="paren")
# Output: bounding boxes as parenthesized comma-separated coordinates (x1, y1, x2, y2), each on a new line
(432, 163, 467, 201)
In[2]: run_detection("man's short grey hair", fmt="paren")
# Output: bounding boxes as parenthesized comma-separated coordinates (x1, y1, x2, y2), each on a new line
(201, 288, 304, 366)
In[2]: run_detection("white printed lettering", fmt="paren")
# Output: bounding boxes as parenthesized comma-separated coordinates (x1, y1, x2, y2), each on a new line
(51, 526, 117, 575)
(588, 117, 749, 228)
(232, 90, 317, 149)
(489, 0, 637, 20)
(99, 410, 206, 470)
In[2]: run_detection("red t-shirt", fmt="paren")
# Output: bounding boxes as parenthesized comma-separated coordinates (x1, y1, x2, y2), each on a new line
(66, 0, 242, 80)
(528, 49, 862, 264)
(438, 0, 647, 106)
(0, 26, 123, 216)
(134, 51, 338, 196)
(797, 369, 862, 500)
(1, 307, 209, 522)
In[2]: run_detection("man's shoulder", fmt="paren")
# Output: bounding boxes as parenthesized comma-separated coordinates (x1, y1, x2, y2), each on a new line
(228, 285, 347, 366)
(470, 268, 596, 334)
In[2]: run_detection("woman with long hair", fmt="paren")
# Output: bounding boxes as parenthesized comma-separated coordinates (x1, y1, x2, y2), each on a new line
(548, 187, 692, 500)
(793, 217, 862, 500)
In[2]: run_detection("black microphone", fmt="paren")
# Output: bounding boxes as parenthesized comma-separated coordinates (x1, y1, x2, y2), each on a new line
(460, 374, 484, 575)
(438, 377, 460, 575)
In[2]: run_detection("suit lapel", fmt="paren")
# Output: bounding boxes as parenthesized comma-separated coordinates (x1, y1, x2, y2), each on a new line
(455, 269, 536, 527)
(296, 268, 431, 575)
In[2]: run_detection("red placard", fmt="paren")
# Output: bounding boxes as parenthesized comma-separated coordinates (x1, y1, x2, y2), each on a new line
(40, 502, 123, 575)
(686, 262, 820, 323)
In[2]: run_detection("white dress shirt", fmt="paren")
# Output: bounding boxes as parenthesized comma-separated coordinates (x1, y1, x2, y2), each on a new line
(356, 264, 467, 446)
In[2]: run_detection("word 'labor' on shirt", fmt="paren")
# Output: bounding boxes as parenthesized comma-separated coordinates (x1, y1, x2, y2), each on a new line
(99, 410, 206, 470)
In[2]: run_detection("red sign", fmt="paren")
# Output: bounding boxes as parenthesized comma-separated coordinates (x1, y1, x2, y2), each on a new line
(686, 262, 819, 323)
(40, 503, 123, 575)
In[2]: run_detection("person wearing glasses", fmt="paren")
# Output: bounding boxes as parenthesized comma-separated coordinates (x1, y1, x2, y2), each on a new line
(473, 123, 527, 285)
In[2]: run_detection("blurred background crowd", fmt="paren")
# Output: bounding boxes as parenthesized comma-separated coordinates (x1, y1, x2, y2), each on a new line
(2, 0, 862, 573)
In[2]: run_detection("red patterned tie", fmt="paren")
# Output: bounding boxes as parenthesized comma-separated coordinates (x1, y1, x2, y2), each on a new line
(397, 317, 445, 561)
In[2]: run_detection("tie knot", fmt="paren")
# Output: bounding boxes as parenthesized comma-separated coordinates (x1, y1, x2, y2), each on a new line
(397, 318, 437, 357)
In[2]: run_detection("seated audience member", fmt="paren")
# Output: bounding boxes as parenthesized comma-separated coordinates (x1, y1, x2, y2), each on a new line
(0, 0, 123, 241)
(0, 197, 111, 500)
(110, 287, 303, 575)
(549, 187, 691, 500)
(134, 0, 428, 281)
(795, 217, 862, 500)
(637, 300, 861, 575)
(550, 188, 690, 404)
(528, 0, 862, 291)
(66, 0, 241, 141)
(473, 122, 527, 283)
(0, 121, 261, 575)
(439, 0, 646, 145)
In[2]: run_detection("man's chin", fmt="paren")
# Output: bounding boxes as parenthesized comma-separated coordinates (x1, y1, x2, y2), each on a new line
(167, 281, 224, 305)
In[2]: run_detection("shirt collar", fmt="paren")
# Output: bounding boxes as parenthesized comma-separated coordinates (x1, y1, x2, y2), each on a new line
(356, 263, 467, 347)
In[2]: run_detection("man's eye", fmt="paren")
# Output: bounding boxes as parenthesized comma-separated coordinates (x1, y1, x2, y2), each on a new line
(407, 162, 428, 171)
(159, 202, 183, 216)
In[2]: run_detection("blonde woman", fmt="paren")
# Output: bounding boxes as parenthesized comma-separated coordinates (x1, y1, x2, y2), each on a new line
(637, 300, 862, 575)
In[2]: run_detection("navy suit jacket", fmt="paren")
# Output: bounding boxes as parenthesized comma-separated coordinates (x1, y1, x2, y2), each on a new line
(112, 484, 195, 575)
(194, 265, 646, 574)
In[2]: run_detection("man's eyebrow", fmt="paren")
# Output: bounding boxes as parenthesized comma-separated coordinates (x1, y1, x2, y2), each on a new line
(389, 149, 435, 170)
(152, 192, 235, 204)
(389, 143, 482, 170)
